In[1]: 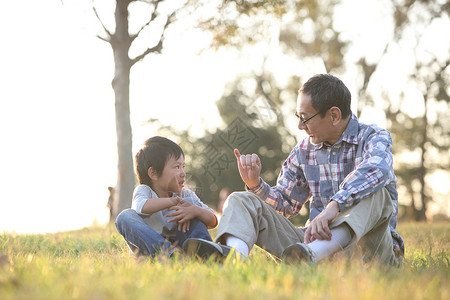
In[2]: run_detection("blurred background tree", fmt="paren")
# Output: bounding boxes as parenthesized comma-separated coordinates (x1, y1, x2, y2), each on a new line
(73, 0, 449, 223)
(383, 1, 450, 221)
(350, 0, 450, 221)
(148, 0, 350, 225)
(164, 0, 449, 222)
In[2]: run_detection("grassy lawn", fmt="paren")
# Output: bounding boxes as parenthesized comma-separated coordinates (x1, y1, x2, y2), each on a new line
(0, 222, 448, 299)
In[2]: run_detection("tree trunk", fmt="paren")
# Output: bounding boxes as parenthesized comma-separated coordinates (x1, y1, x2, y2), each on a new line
(111, 0, 134, 220)
(417, 95, 428, 222)
(417, 126, 427, 221)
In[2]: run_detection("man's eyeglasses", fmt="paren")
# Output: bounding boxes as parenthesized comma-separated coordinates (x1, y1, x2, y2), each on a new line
(295, 111, 322, 124)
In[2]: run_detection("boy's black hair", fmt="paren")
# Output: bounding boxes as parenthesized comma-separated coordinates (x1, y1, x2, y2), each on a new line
(299, 74, 352, 119)
(135, 136, 184, 186)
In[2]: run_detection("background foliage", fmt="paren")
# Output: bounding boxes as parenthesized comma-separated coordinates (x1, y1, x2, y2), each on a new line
(142, 0, 450, 222)
(78, 0, 449, 222)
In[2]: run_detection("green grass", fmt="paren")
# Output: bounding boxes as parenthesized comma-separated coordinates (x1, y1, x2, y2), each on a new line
(0, 222, 448, 299)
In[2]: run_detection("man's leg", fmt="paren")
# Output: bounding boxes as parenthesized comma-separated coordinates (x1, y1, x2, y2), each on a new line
(216, 192, 305, 258)
(283, 188, 397, 265)
(308, 224, 353, 261)
(282, 223, 353, 264)
(330, 188, 396, 265)
(115, 209, 172, 257)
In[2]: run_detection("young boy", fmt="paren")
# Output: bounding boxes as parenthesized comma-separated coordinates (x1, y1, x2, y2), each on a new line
(115, 136, 217, 258)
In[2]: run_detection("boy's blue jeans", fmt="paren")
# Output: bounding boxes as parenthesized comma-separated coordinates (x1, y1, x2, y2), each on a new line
(115, 209, 212, 257)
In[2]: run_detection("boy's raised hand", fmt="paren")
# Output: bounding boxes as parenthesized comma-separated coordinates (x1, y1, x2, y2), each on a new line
(234, 148, 262, 189)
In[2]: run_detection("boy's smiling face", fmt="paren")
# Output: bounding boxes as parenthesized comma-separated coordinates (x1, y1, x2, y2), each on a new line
(150, 155, 186, 197)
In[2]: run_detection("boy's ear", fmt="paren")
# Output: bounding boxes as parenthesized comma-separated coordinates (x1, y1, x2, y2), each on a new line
(148, 167, 158, 181)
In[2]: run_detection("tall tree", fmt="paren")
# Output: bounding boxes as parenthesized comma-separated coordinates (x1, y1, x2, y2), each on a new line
(74, 0, 194, 221)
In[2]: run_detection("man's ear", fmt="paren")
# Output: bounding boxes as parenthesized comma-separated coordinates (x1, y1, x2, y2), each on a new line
(329, 107, 342, 125)
(148, 167, 158, 181)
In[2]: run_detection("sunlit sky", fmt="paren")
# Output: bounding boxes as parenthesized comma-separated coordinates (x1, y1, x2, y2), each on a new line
(0, 0, 448, 234)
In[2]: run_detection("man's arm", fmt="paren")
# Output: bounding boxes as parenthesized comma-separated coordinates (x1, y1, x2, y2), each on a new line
(304, 200, 340, 243)
(331, 128, 396, 212)
(305, 128, 396, 243)
(234, 146, 311, 218)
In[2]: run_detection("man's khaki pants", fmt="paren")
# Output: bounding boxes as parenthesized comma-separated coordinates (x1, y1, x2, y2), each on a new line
(216, 188, 397, 265)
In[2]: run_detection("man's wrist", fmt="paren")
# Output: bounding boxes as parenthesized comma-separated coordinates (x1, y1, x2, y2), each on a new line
(327, 200, 340, 212)
(246, 182, 259, 190)
(246, 178, 262, 190)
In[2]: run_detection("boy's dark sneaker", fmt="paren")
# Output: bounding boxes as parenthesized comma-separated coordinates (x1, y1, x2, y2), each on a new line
(182, 238, 232, 260)
(281, 242, 315, 265)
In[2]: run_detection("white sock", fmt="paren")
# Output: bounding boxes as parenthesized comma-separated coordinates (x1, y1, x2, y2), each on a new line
(307, 225, 352, 262)
(225, 235, 249, 258)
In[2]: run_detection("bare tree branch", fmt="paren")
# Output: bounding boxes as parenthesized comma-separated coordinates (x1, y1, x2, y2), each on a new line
(130, 10, 176, 66)
(96, 34, 110, 43)
(92, 0, 112, 42)
(130, 0, 163, 43)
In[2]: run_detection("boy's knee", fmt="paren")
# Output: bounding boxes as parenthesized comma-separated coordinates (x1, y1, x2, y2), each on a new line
(115, 209, 135, 227)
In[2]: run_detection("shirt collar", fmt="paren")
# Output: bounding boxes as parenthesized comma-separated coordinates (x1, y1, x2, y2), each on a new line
(340, 114, 359, 145)
(315, 114, 359, 149)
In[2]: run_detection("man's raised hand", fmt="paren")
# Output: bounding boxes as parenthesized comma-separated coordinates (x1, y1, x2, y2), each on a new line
(234, 148, 262, 189)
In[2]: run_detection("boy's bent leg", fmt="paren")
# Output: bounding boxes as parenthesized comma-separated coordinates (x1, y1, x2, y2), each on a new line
(115, 209, 171, 257)
(176, 218, 212, 247)
(216, 192, 304, 258)
(330, 188, 396, 265)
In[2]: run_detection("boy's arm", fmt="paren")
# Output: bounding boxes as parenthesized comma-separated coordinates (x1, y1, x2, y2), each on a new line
(141, 197, 181, 215)
(166, 201, 218, 229)
(194, 205, 218, 228)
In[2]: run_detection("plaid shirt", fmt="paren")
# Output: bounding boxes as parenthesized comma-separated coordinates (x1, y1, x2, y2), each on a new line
(248, 114, 404, 253)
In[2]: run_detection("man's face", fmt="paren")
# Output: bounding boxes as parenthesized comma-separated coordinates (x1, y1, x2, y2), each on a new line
(296, 92, 334, 145)
(153, 155, 186, 196)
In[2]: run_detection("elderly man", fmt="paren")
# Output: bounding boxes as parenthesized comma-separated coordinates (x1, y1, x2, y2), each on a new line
(184, 74, 404, 266)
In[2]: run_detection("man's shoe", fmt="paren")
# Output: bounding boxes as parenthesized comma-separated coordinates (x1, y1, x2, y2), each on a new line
(281, 242, 315, 264)
(183, 238, 232, 260)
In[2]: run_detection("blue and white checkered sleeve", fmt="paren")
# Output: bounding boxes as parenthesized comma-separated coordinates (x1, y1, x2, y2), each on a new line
(248, 145, 311, 217)
(331, 128, 396, 211)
